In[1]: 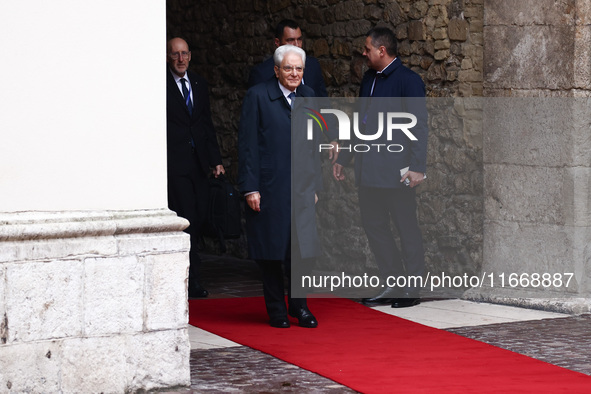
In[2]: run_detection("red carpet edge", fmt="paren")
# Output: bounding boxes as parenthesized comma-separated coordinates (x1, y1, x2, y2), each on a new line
(189, 297, 591, 393)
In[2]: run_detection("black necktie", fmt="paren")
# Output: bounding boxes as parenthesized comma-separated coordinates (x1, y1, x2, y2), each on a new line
(288, 92, 295, 108)
(180, 78, 192, 115)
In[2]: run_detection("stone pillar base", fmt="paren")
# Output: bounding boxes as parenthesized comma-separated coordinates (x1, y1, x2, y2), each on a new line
(463, 286, 591, 314)
(0, 209, 191, 393)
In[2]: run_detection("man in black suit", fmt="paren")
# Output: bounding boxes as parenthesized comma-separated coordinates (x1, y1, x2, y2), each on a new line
(333, 27, 428, 308)
(248, 19, 328, 98)
(239, 45, 322, 328)
(166, 37, 225, 298)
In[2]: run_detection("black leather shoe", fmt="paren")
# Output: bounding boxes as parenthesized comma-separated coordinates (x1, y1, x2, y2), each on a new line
(362, 296, 395, 306)
(391, 298, 420, 308)
(188, 285, 209, 298)
(362, 287, 399, 306)
(269, 317, 290, 328)
(288, 307, 318, 328)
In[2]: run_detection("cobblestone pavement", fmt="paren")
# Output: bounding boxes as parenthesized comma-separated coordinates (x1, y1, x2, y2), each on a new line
(189, 347, 358, 393)
(448, 314, 591, 376)
(164, 254, 591, 393)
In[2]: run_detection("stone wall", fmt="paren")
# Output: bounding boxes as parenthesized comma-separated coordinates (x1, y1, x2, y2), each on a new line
(0, 210, 191, 392)
(464, 0, 591, 311)
(167, 0, 485, 278)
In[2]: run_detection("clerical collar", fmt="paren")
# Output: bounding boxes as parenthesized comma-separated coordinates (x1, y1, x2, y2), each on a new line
(377, 57, 397, 74)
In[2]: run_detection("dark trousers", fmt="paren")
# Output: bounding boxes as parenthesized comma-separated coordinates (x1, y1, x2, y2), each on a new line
(257, 241, 308, 319)
(168, 171, 209, 288)
(358, 186, 425, 297)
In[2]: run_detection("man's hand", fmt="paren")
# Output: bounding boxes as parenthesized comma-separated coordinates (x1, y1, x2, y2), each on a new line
(213, 165, 225, 178)
(327, 140, 340, 164)
(246, 192, 261, 212)
(401, 170, 425, 188)
(332, 163, 345, 181)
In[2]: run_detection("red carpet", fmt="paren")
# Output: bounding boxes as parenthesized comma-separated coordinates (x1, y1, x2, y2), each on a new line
(189, 297, 591, 393)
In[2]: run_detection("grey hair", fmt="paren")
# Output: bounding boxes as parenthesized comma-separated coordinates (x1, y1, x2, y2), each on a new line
(273, 44, 306, 67)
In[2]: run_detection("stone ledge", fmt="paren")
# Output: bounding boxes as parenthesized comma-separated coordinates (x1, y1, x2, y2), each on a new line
(463, 286, 591, 314)
(0, 209, 189, 241)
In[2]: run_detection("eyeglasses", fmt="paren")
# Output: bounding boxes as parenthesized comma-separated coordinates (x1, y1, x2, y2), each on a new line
(281, 65, 304, 73)
(169, 51, 190, 60)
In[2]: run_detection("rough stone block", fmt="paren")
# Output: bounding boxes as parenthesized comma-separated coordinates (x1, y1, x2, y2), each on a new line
(576, 0, 591, 25)
(345, 20, 371, 38)
(383, 1, 406, 25)
(483, 221, 585, 296)
(461, 58, 473, 70)
(458, 69, 482, 82)
(313, 38, 330, 57)
(330, 39, 351, 57)
(144, 252, 189, 331)
(469, 19, 484, 34)
(409, 0, 429, 19)
(84, 256, 144, 336)
(462, 117, 483, 150)
(6, 260, 84, 343)
(126, 329, 191, 391)
(448, 18, 468, 41)
(61, 337, 127, 393)
(576, 227, 591, 294)
(574, 26, 591, 90)
(408, 20, 426, 41)
(434, 38, 451, 50)
(463, 5, 481, 19)
(484, 164, 569, 225)
(364, 5, 383, 22)
(571, 98, 591, 166)
(432, 27, 448, 40)
(421, 57, 434, 70)
(571, 167, 591, 227)
(303, 6, 324, 24)
(472, 55, 483, 72)
(0, 341, 61, 393)
(484, 0, 575, 26)
(434, 49, 449, 60)
(395, 23, 408, 40)
(484, 25, 575, 90)
(482, 98, 575, 167)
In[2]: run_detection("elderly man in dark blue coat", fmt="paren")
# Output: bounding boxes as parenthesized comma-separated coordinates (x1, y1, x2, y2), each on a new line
(238, 45, 322, 328)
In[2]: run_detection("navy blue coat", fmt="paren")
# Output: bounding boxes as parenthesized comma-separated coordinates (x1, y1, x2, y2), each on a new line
(238, 78, 321, 260)
(248, 56, 328, 97)
(337, 58, 428, 188)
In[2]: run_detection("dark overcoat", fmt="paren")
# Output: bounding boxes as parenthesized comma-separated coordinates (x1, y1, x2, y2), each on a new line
(336, 58, 428, 188)
(238, 78, 321, 260)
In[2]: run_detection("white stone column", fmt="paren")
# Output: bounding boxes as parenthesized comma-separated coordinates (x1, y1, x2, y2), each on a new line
(0, 1, 192, 392)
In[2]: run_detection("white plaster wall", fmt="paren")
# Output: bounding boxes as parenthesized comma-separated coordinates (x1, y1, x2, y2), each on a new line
(0, 0, 167, 212)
